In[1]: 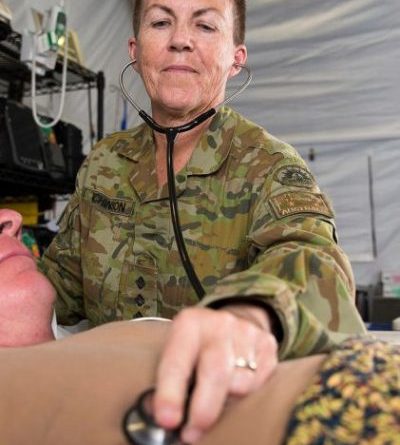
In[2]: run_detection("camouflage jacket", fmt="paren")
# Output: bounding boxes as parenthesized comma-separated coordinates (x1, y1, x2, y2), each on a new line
(40, 106, 365, 359)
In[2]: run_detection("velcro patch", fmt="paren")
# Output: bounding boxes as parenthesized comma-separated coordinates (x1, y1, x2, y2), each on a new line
(274, 165, 315, 188)
(85, 189, 134, 216)
(270, 191, 334, 219)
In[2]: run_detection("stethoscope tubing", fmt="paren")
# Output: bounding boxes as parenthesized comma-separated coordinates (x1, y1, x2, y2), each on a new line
(119, 59, 252, 445)
(119, 60, 252, 299)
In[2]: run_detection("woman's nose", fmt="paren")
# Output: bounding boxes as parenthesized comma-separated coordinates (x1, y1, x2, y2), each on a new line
(169, 25, 193, 52)
(0, 209, 23, 240)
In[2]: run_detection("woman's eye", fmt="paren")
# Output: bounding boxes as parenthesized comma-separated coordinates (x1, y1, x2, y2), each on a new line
(197, 23, 216, 32)
(151, 20, 170, 29)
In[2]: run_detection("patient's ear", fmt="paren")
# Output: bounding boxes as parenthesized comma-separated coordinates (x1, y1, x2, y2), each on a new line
(0, 209, 23, 240)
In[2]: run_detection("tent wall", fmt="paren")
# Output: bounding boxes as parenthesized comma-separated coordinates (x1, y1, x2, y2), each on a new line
(241, 0, 400, 287)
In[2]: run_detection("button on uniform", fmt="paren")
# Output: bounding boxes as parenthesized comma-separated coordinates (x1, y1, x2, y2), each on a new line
(136, 276, 145, 289)
(135, 294, 145, 307)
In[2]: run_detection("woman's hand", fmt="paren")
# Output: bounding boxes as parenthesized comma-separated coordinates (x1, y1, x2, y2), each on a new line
(153, 306, 278, 443)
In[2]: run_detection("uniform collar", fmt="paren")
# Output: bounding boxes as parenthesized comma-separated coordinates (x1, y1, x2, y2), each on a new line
(186, 106, 235, 175)
(115, 123, 154, 163)
(116, 106, 237, 202)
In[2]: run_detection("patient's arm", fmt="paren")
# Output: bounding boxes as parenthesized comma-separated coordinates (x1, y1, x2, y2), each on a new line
(0, 321, 325, 445)
(0, 321, 169, 445)
(198, 354, 325, 445)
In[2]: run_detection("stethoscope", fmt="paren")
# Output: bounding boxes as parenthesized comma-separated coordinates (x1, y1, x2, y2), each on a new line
(119, 60, 252, 445)
(120, 60, 252, 300)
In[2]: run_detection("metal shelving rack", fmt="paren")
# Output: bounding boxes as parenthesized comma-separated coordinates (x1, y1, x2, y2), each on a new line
(0, 30, 104, 198)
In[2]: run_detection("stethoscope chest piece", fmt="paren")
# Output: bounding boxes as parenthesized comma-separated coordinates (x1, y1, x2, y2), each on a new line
(123, 388, 182, 445)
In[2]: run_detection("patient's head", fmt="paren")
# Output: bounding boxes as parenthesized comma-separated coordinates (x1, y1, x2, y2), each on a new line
(0, 209, 55, 346)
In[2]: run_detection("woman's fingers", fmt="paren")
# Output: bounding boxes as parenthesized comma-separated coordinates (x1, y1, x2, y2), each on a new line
(153, 307, 279, 443)
(232, 327, 278, 395)
(181, 336, 233, 443)
(153, 310, 201, 428)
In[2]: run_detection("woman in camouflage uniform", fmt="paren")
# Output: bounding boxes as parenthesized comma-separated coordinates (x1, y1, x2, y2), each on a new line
(40, 0, 366, 442)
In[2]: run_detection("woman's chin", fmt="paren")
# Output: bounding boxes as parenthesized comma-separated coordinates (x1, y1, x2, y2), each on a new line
(154, 92, 206, 117)
(155, 102, 208, 123)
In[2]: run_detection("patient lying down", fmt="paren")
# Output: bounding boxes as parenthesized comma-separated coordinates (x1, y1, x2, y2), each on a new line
(0, 209, 54, 346)
(0, 209, 399, 445)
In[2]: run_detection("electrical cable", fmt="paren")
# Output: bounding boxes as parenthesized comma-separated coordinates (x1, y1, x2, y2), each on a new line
(87, 83, 95, 149)
(31, 1, 69, 129)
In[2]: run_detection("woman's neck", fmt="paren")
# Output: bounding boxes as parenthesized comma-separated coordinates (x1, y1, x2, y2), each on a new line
(153, 116, 212, 187)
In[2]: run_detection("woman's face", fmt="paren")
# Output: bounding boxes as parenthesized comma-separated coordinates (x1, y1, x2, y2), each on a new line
(0, 209, 55, 346)
(129, 0, 247, 121)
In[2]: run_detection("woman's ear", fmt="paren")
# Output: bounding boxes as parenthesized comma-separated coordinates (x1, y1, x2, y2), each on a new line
(128, 36, 137, 62)
(229, 44, 248, 78)
(128, 37, 140, 72)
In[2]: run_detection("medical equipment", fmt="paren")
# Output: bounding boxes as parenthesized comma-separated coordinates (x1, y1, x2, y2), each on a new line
(20, 4, 67, 73)
(123, 388, 181, 445)
(120, 60, 252, 444)
(124, 378, 195, 445)
(20, 2, 69, 129)
(120, 60, 252, 299)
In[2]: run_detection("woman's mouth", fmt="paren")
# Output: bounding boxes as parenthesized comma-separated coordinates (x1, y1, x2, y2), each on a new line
(163, 65, 197, 74)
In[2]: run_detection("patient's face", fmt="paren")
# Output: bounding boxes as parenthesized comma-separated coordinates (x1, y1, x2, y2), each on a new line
(0, 209, 55, 346)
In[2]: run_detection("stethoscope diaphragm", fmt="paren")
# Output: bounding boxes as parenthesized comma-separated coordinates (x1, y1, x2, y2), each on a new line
(123, 388, 183, 445)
